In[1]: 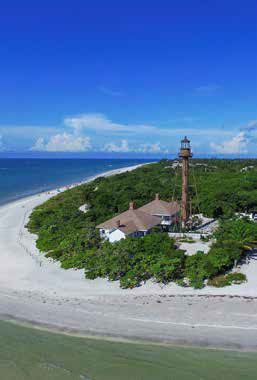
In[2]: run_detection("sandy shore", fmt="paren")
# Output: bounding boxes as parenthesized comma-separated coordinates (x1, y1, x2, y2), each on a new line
(0, 162, 257, 350)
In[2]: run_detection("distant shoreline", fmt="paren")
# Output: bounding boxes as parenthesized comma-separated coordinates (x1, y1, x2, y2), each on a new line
(0, 160, 155, 208)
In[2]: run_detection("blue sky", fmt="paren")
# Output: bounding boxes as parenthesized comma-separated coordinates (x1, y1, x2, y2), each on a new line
(0, 0, 256, 156)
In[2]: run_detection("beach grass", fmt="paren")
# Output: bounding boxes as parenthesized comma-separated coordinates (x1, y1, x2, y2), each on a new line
(0, 320, 257, 380)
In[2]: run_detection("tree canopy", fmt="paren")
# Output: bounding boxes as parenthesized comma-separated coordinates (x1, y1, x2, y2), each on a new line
(26, 159, 257, 289)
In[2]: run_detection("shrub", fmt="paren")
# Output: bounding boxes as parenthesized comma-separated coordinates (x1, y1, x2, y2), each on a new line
(207, 272, 247, 287)
(120, 273, 141, 289)
(176, 279, 188, 287)
(84, 232, 186, 288)
(207, 275, 230, 287)
(226, 272, 247, 284)
(185, 251, 214, 289)
(207, 240, 243, 272)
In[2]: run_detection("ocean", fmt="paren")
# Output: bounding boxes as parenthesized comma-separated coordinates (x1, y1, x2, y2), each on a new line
(0, 158, 153, 206)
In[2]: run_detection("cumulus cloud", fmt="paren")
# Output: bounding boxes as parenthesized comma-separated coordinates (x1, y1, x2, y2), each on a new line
(31, 133, 92, 152)
(137, 142, 162, 153)
(102, 139, 131, 152)
(210, 132, 249, 154)
(210, 118, 257, 154)
(7, 113, 246, 153)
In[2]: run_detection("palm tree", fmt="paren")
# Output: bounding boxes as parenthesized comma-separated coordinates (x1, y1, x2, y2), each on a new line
(214, 219, 257, 266)
(227, 222, 257, 251)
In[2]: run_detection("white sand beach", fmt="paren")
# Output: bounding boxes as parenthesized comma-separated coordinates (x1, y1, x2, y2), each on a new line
(0, 163, 257, 350)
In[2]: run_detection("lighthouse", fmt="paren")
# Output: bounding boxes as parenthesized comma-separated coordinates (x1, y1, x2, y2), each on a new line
(179, 136, 192, 225)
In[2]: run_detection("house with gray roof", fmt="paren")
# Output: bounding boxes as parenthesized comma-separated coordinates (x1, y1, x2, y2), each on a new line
(96, 195, 180, 243)
(96, 201, 160, 243)
(138, 194, 180, 228)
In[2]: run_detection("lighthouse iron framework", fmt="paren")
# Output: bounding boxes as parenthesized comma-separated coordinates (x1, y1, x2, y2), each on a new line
(179, 136, 192, 225)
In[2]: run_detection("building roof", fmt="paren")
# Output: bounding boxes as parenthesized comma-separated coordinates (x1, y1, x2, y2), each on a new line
(118, 220, 138, 235)
(96, 202, 160, 233)
(138, 194, 180, 216)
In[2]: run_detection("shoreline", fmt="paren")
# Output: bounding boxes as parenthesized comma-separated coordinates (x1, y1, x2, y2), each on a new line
(1, 160, 257, 350)
(0, 161, 152, 209)
(2, 315, 256, 353)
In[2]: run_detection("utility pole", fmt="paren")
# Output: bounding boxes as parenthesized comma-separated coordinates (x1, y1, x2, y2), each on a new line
(179, 136, 192, 226)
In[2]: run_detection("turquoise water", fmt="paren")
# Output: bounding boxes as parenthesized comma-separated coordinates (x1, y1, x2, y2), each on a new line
(0, 158, 153, 205)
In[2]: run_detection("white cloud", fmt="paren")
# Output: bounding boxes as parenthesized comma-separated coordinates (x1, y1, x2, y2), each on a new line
(210, 132, 249, 154)
(64, 112, 233, 137)
(0, 114, 234, 147)
(102, 139, 131, 152)
(241, 119, 257, 132)
(64, 113, 155, 135)
(137, 142, 162, 153)
(102, 140, 166, 154)
(31, 133, 92, 152)
(3, 113, 250, 154)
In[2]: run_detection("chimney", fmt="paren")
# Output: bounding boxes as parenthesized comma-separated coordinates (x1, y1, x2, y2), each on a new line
(116, 220, 121, 228)
(155, 193, 160, 200)
(129, 201, 134, 210)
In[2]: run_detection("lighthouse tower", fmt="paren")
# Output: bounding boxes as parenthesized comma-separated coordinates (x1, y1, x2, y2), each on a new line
(179, 136, 192, 225)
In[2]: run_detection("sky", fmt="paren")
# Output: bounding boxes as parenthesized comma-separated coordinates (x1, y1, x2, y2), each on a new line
(0, 0, 256, 157)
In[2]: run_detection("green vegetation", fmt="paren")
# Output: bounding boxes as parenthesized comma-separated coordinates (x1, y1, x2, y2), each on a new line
(27, 160, 257, 289)
(84, 233, 185, 288)
(1, 320, 257, 380)
(214, 217, 257, 250)
(185, 219, 256, 288)
(207, 273, 247, 287)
